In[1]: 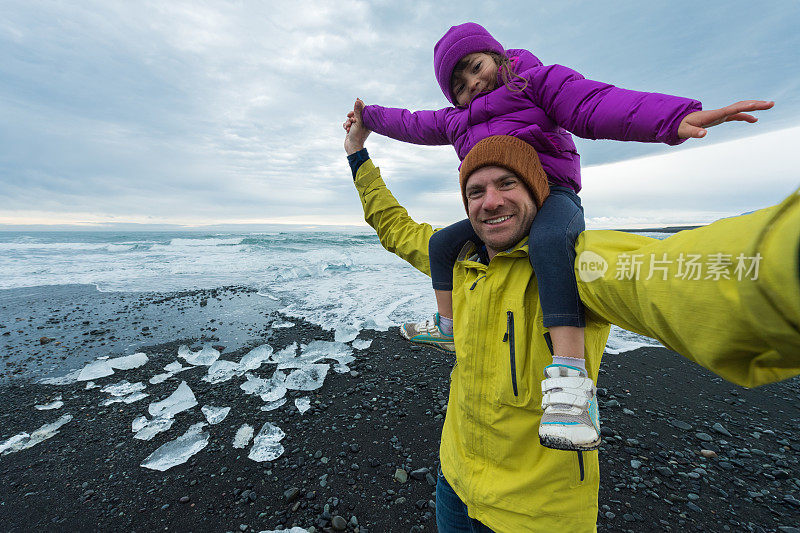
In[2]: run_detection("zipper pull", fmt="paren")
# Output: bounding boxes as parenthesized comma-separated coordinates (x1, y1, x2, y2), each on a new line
(469, 275, 485, 290)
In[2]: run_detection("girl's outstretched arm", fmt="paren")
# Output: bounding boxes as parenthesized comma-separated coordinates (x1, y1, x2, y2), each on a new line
(346, 101, 453, 146)
(678, 100, 775, 139)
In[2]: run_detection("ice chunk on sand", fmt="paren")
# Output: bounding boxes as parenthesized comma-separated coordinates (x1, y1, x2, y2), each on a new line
(140, 422, 209, 471)
(271, 320, 295, 328)
(39, 369, 81, 386)
(203, 360, 243, 384)
(284, 364, 329, 391)
(259, 528, 309, 533)
(333, 364, 350, 374)
(150, 361, 192, 384)
(148, 381, 197, 419)
(260, 398, 286, 411)
(108, 352, 148, 370)
(149, 373, 171, 385)
(133, 416, 174, 441)
(0, 415, 73, 455)
(233, 424, 254, 449)
(240, 372, 287, 403)
(85, 381, 99, 390)
(102, 381, 146, 397)
(302, 340, 355, 365)
(77, 360, 115, 381)
(178, 344, 220, 366)
(101, 392, 148, 406)
(295, 397, 310, 414)
(164, 361, 189, 373)
(273, 340, 355, 370)
(0, 434, 30, 454)
(248, 422, 285, 462)
(132, 416, 148, 433)
(201, 405, 230, 425)
(334, 323, 359, 343)
(40, 357, 115, 385)
(269, 342, 297, 363)
(35, 396, 63, 410)
(352, 338, 372, 350)
(239, 344, 273, 371)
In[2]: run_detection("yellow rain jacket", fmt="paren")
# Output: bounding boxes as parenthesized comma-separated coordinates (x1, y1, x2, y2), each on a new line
(353, 158, 800, 532)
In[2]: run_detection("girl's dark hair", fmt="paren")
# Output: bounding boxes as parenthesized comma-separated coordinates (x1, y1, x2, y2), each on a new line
(450, 51, 528, 95)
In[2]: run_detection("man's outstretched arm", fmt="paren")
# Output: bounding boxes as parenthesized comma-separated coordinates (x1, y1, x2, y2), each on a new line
(344, 99, 435, 277)
(575, 189, 800, 388)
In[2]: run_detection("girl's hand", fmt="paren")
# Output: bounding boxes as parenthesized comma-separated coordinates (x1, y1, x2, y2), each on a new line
(678, 100, 775, 139)
(344, 98, 371, 155)
(342, 98, 366, 133)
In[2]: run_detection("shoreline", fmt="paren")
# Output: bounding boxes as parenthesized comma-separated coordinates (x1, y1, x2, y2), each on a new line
(1, 288, 799, 532)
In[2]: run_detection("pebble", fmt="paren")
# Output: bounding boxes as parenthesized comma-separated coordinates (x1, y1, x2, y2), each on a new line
(686, 502, 702, 512)
(394, 468, 408, 484)
(695, 432, 714, 442)
(712, 422, 732, 437)
(656, 466, 673, 477)
(331, 515, 347, 530)
(670, 419, 693, 431)
(410, 467, 430, 480)
(630, 460, 642, 469)
(179, 496, 190, 504)
(700, 449, 718, 458)
(284, 487, 301, 503)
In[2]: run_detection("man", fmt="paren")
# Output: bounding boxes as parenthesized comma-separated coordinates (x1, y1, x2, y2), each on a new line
(343, 102, 800, 532)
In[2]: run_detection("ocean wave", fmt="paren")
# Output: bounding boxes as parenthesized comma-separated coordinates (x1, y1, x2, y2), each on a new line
(166, 237, 245, 247)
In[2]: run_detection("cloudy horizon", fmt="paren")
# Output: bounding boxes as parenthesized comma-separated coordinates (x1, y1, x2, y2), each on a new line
(2, 1, 798, 230)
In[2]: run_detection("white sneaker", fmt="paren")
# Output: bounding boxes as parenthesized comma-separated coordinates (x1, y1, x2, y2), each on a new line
(539, 364, 601, 451)
(398, 313, 455, 354)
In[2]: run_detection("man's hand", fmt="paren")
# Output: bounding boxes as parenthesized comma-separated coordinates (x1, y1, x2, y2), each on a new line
(678, 100, 775, 139)
(344, 98, 371, 155)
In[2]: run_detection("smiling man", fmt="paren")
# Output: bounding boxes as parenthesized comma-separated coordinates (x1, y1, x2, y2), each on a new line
(346, 118, 608, 530)
(343, 101, 800, 532)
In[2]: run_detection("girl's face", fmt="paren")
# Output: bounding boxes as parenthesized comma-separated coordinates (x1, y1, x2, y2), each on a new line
(450, 52, 499, 106)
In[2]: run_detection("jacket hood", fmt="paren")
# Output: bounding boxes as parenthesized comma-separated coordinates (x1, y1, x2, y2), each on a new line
(434, 23, 505, 104)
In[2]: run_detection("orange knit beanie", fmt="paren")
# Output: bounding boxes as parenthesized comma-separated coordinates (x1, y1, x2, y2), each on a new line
(459, 136, 550, 212)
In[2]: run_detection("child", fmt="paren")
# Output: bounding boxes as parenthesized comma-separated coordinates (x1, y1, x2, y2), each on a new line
(344, 22, 772, 451)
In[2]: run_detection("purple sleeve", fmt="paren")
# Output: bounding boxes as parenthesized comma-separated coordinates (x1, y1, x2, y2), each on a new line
(361, 105, 452, 146)
(522, 64, 702, 146)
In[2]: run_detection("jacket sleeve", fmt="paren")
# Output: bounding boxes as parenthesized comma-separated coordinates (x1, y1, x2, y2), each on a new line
(361, 105, 452, 146)
(354, 158, 434, 276)
(521, 64, 702, 146)
(576, 187, 800, 388)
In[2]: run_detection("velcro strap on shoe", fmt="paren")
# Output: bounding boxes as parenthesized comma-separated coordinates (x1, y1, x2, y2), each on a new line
(541, 376, 593, 394)
(541, 390, 589, 410)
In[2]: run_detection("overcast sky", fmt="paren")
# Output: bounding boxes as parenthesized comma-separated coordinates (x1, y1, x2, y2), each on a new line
(1, 0, 799, 229)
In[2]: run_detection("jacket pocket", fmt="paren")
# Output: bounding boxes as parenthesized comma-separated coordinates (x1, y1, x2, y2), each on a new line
(503, 311, 518, 397)
(496, 308, 536, 408)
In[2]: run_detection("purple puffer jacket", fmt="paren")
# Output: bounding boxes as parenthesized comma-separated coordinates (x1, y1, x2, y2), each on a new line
(362, 49, 702, 192)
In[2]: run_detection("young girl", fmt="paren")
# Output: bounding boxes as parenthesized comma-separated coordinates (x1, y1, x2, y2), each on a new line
(344, 22, 772, 451)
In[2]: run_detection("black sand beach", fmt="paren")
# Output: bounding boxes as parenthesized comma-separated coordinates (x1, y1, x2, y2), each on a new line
(1, 286, 799, 532)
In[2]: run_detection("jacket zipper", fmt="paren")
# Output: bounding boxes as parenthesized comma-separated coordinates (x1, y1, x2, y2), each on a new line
(577, 451, 585, 482)
(469, 275, 486, 290)
(503, 311, 518, 397)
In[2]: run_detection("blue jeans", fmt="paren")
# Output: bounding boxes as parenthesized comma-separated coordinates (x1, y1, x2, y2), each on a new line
(428, 185, 586, 328)
(436, 468, 495, 532)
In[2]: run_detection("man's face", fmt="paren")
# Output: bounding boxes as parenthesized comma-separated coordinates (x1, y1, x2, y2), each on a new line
(465, 166, 537, 259)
